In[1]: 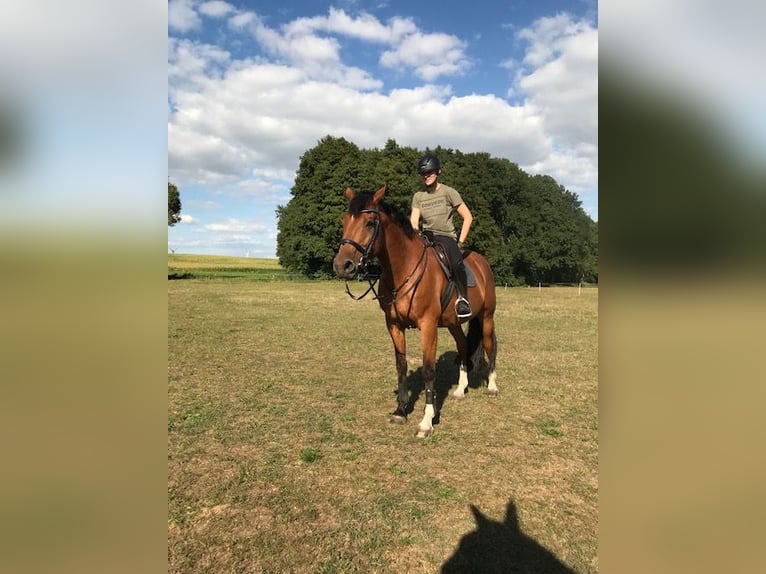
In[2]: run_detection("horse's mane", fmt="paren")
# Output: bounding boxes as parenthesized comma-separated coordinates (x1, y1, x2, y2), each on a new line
(348, 191, 416, 238)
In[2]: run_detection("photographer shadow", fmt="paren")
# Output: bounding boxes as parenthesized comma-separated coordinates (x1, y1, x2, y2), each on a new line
(441, 500, 577, 574)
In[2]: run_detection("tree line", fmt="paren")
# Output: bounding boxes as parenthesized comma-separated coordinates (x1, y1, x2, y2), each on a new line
(276, 136, 597, 285)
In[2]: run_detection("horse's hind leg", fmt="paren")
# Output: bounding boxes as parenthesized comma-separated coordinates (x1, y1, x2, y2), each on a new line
(484, 316, 499, 396)
(453, 364, 469, 399)
(447, 323, 469, 400)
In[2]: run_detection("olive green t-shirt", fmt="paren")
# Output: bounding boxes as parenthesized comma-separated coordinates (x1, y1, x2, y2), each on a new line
(412, 183, 464, 239)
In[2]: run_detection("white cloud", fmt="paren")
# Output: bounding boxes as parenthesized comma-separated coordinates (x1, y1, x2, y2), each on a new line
(524, 143, 599, 193)
(205, 218, 268, 233)
(168, 56, 557, 191)
(519, 26, 598, 145)
(223, 9, 380, 90)
(230, 8, 465, 84)
(167, 29, 592, 190)
(511, 14, 598, 195)
(168, 0, 201, 33)
(519, 13, 590, 67)
(286, 8, 417, 44)
(168, 38, 230, 93)
(228, 10, 257, 30)
(199, 1, 234, 18)
(180, 214, 198, 224)
(380, 32, 470, 81)
(255, 24, 342, 64)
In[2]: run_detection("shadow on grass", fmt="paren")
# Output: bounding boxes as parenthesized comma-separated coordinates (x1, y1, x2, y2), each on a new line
(441, 500, 577, 574)
(400, 351, 488, 423)
(168, 272, 193, 280)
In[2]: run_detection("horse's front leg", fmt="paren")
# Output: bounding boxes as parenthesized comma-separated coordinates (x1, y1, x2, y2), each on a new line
(416, 321, 438, 438)
(387, 318, 409, 424)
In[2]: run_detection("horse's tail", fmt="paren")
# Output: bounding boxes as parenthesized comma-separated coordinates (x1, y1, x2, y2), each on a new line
(466, 316, 485, 372)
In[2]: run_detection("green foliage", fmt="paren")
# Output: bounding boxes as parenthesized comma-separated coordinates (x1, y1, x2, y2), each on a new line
(276, 136, 363, 277)
(536, 416, 564, 438)
(168, 181, 182, 226)
(299, 448, 322, 463)
(276, 136, 598, 284)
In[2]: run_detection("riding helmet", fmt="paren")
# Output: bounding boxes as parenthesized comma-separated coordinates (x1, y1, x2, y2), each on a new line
(417, 154, 441, 175)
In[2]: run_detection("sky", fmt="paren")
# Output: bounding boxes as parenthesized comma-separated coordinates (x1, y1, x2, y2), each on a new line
(167, 0, 599, 258)
(1, 1, 761, 259)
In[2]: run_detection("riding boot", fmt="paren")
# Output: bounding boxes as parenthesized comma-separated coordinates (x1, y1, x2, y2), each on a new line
(454, 264, 472, 319)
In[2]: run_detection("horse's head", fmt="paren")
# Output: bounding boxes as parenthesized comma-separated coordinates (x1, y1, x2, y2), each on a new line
(333, 185, 386, 280)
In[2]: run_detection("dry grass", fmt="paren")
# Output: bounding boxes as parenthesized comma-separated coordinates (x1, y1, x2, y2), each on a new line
(168, 269, 597, 573)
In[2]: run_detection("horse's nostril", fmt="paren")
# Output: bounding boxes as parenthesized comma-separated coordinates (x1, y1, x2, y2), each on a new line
(334, 257, 356, 278)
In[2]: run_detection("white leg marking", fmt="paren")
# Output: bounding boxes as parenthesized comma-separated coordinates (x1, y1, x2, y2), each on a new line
(486, 370, 498, 394)
(418, 403, 435, 433)
(452, 364, 469, 398)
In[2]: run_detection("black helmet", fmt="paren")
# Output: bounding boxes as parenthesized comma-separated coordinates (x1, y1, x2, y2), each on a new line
(417, 154, 441, 175)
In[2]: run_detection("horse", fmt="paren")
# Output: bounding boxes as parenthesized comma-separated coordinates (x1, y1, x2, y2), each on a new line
(333, 184, 498, 438)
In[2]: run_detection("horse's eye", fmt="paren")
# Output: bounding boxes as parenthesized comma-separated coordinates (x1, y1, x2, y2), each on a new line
(365, 219, 376, 228)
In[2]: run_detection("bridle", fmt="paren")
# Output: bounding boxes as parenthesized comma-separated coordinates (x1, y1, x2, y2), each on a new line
(339, 207, 430, 320)
(339, 208, 382, 300)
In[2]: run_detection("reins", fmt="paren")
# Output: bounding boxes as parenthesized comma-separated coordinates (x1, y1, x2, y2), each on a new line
(344, 270, 380, 300)
(386, 237, 429, 324)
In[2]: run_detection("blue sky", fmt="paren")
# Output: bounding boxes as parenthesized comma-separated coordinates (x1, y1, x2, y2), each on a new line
(168, 0, 599, 258)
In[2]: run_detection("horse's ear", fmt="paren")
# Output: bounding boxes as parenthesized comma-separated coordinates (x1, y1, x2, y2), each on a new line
(504, 500, 520, 529)
(344, 187, 355, 201)
(470, 504, 492, 529)
(372, 184, 387, 204)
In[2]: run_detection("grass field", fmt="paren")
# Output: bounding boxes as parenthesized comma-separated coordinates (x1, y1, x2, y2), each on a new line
(168, 255, 598, 573)
(168, 254, 301, 280)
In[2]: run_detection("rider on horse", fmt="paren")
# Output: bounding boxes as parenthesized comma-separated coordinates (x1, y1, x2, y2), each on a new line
(410, 154, 474, 319)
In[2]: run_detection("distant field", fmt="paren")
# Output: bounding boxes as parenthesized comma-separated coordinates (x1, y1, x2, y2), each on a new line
(168, 255, 598, 573)
(168, 254, 300, 280)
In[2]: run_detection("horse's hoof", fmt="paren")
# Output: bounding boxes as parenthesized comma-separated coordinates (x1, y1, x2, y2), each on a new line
(415, 427, 432, 438)
(389, 414, 407, 425)
(451, 393, 466, 401)
(485, 389, 499, 397)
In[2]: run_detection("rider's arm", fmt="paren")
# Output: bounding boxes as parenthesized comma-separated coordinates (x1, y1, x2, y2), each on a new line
(455, 203, 473, 245)
(410, 207, 421, 231)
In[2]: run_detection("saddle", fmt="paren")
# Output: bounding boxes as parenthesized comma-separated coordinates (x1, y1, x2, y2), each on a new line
(421, 234, 476, 313)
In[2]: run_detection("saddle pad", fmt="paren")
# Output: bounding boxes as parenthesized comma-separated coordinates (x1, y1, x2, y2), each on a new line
(465, 261, 476, 287)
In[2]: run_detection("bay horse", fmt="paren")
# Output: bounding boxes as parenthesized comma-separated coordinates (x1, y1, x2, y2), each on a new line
(333, 185, 498, 437)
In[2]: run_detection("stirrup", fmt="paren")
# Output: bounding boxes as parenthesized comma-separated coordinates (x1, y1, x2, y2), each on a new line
(455, 297, 472, 319)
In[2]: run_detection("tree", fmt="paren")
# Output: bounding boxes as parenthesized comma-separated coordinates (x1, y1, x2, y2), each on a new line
(276, 136, 366, 277)
(168, 181, 181, 226)
(276, 136, 598, 285)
